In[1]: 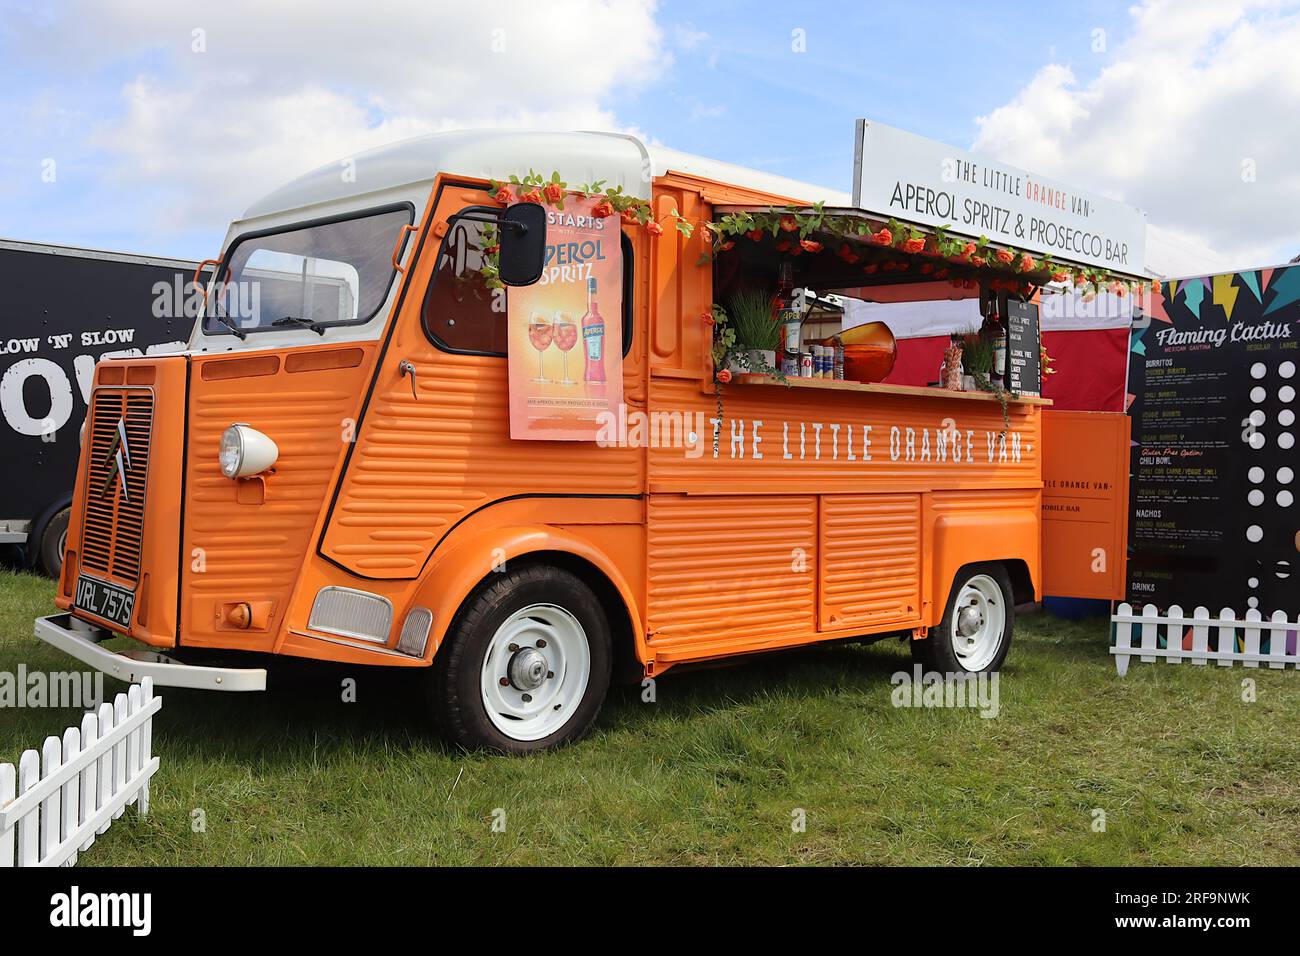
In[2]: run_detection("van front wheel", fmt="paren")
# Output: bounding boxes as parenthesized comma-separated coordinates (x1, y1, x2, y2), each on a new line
(429, 565, 611, 754)
(912, 562, 1014, 674)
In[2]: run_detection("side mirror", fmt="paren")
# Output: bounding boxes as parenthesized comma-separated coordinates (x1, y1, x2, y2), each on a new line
(498, 202, 547, 286)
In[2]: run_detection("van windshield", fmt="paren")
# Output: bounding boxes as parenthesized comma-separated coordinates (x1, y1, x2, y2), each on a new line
(205, 205, 413, 335)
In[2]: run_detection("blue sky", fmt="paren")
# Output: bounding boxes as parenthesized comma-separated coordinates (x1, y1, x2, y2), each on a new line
(629, 0, 1128, 190)
(2, 0, 1296, 274)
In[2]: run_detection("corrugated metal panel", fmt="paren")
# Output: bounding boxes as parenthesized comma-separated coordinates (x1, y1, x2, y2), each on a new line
(323, 353, 643, 578)
(647, 495, 816, 653)
(819, 494, 921, 629)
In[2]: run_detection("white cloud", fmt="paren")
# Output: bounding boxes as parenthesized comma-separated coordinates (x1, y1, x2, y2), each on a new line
(973, 0, 1300, 276)
(9, 1, 666, 248)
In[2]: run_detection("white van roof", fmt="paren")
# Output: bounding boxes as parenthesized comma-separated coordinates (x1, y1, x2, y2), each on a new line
(241, 129, 851, 221)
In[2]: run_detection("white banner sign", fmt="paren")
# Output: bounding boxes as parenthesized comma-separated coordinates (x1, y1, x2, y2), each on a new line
(853, 119, 1146, 274)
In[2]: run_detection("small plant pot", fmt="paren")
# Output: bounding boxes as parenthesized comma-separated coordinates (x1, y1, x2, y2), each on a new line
(747, 349, 777, 373)
(961, 374, 978, 392)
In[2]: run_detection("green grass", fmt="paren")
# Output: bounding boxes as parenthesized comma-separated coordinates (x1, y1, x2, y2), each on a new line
(2, 567, 1298, 865)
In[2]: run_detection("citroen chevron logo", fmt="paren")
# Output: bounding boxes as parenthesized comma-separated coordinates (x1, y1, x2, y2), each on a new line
(99, 418, 132, 503)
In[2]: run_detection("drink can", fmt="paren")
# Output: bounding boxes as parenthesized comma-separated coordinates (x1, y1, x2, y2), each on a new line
(780, 349, 799, 377)
(799, 351, 814, 378)
(834, 344, 845, 380)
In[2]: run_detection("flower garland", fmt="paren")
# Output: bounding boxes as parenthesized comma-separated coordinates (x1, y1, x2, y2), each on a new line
(479, 172, 1156, 300)
(481, 170, 693, 289)
(701, 202, 1159, 299)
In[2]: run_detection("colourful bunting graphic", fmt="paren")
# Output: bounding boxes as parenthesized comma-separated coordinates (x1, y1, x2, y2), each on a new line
(1212, 272, 1239, 321)
(1239, 270, 1262, 303)
(1183, 279, 1205, 317)
(1263, 264, 1300, 316)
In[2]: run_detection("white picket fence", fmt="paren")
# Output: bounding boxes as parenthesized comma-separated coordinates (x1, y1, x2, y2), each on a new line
(1, 678, 161, 867)
(1111, 604, 1300, 676)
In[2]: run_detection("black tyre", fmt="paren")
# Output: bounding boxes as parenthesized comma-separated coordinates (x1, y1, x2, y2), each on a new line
(36, 507, 71, 580)
(912, 562, 1014, 674)
(428, 565, 612, 754)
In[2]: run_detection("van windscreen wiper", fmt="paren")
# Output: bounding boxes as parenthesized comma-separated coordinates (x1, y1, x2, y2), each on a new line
(212, 311, 247, 340)
(271, 315, 326, 335)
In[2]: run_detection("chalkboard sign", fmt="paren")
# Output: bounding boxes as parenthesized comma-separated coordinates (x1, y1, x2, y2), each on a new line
(1005, 299, 1041, 396)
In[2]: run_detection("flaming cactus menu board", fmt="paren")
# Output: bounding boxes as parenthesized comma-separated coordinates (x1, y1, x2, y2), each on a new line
(1126, 265, 1299, 616)
(508, 194, 623, 440)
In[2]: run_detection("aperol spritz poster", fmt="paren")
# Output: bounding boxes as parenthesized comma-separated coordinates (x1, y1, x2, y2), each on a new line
(508, 193, 623, 440)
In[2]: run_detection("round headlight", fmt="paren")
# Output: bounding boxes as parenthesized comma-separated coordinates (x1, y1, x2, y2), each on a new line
(220, 423, 278, 479)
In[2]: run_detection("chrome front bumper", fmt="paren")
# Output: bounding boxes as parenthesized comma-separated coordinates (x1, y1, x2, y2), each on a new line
(34, 613, 267, 691)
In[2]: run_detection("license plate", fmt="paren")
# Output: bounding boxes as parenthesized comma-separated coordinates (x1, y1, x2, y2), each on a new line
(74, 575, 136, 629)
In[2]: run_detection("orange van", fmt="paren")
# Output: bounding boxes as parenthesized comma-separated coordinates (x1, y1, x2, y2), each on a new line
(36, 130, 1132, 753)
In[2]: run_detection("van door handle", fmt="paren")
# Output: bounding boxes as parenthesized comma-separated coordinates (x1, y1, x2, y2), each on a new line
(398, 359, 418, 399)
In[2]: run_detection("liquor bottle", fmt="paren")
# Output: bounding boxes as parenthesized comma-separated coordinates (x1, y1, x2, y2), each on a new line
(581, 277, 606, 383)
(990, 301, 1008, 383)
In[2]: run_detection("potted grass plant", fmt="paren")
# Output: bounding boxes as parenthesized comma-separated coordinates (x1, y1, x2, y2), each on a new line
(959, 330, 993, 393)
(726, 288, 781, 374)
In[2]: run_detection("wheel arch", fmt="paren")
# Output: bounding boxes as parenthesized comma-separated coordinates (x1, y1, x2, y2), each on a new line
(411, 524, 645, 672)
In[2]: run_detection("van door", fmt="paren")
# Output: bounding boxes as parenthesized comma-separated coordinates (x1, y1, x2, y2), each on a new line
(1040, 410, 1131, 600)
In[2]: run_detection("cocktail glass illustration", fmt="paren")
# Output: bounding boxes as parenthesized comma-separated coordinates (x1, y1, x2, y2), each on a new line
(528, 311, 554, 383)
(552, 310, 578, 385)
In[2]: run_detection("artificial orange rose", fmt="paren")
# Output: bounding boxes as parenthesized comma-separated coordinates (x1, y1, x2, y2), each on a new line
(779, 215, 799, 233)
(800, 239, 822, 253)
(1150, 279, 1162, 294)
(701, 311, 715, 326)
(1051, 271, 1069, 283)
(719, 240, 735, 251)
(995, 249, 1015, 265)
(542, 182, 564, 204)
(1019, 254, 1036, 272)
(591, 199, 614, 219)
(494, 184, 515, 204)
(644, 220, 664, 236)
(716, 368, 733, 384)
(520, 189, 544, 205)
(902, 237, 925, 254)
(962, 241, 977, 257)
(871, 228, 893, 246)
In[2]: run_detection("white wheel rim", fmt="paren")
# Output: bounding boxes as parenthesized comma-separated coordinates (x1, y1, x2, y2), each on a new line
(479, 603, 590, 742)
(949, 574, 1005, 672)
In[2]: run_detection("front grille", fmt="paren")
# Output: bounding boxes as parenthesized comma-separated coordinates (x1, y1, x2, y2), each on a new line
(80, 388, 154, 584)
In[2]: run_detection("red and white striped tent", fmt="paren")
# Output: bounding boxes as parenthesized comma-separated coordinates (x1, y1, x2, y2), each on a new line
(838, 282, 1133, 412)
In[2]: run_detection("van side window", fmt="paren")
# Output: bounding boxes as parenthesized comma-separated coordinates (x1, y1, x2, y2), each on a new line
(422, 212, 507, 354)
(422, 208, 634, 357)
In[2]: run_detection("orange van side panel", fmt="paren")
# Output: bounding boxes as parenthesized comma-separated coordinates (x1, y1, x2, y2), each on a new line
(179, 343, 377, 649)
(646, 494, 818, 657)
(819, 494, 922, 630)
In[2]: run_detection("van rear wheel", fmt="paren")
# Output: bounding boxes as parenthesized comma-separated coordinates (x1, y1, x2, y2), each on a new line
(912, 562, 1014, 674)
(429, 565, 611, 754)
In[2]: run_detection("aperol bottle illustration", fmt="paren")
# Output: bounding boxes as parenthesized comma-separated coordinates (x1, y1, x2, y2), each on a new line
(553, 310, 578, 385)
(581, 277, 605, 383)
